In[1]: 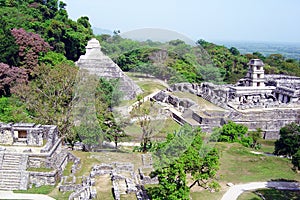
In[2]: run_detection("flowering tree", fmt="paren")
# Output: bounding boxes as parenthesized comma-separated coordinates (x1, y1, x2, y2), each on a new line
(0, 63, 28, 96)
(11, 28, 51, 73)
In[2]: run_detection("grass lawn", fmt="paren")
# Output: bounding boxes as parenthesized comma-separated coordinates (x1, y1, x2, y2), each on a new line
(238, 189, 300, 200)
(189, 142, 300, 200)
(121, 193, 137, 200)
(190, 191, 225, 200)
(63, 161, 74, 176)
(71, 151, 101, 178)
(27, 167, 54, 172)
(124, 117, 181, 141)
(237, 191, 261, 200)
(14, 185, 55, 194)
(94, 174, 114, 200)
(257, 139, 276, 154)
(172, 91, 226, 111)
(125, 71, 168, 96)
(216, 142, 299, 184)
(137, 81, 166, 96)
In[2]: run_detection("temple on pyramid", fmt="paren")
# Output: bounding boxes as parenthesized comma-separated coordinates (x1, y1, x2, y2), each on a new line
(76, 38, 142, 100)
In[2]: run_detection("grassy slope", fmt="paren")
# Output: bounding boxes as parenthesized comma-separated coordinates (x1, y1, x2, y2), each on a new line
(216, 142, 299, 184)
(18, 141, 298, 200)
(238, 189, 300, 200)
(190, 142, 300, 200)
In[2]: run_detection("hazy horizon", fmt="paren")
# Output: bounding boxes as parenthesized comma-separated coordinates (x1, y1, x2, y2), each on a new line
(62, 0, 300, 43)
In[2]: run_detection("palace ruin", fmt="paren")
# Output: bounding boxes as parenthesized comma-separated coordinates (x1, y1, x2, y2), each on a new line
(153, 59, 300, 139)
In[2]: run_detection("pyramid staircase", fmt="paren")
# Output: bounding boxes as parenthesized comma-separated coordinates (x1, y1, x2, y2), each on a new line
(0, 153, 28, 190)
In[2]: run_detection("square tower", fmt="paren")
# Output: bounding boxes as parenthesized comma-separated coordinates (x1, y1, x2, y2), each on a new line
(245, 59, 265, 87)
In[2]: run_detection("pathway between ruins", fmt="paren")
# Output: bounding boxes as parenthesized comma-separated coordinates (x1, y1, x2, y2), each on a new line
(0, 190, 55, 200)
(221, 181, 300, 200)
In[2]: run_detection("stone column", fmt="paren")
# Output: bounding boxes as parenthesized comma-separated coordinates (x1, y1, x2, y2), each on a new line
(278, 94, 283, 102)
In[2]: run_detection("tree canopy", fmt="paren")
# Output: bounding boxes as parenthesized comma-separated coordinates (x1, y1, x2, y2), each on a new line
(148, 125, 220, 199)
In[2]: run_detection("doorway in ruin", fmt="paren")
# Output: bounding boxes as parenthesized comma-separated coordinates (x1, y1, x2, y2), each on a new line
(18, 130, 27, 139)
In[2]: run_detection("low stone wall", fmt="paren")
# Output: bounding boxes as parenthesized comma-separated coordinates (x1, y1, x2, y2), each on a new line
(29, 170, 59, 187)
(41, 126, 59, 153)
(28, 156, 47, 168)
(138, 168, 158, 185)
(27, 148, 72, 189)
(69, 186, 96, 200)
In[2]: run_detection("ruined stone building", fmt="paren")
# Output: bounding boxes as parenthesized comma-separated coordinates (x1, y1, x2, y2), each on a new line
(153, 59, 300, 139)
(0, 123, 70, 190)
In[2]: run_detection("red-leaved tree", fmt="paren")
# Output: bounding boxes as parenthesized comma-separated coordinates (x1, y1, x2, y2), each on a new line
(10, 28, 51, 73)
(0, 63, 28, 96)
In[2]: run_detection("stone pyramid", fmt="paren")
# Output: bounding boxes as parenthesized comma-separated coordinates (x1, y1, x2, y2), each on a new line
(76, 38, 142, 100)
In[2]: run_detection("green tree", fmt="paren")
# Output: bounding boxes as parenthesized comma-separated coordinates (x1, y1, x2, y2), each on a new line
(0, 96, 31, 123)
(95, 78, 125, 149)
(149, 126, 220, 198)
(218, 121, 248, 142)
(130, 94, 163, 152)
(292, 149, 300, 171)
(229, 47, 240, 56)
(16, 63, 78, 141)
(149, 161, 189, 200)
(274, 123, 300, 157)
(249, 128, 263, 149)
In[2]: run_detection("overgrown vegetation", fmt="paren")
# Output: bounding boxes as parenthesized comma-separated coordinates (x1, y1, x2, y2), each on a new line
(274, 122, 300, 170)
(211, 121, 261, 149)
(147, 125, 220, 199)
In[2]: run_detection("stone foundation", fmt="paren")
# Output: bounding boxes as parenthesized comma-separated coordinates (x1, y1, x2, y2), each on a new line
(29, 170, 60, 187)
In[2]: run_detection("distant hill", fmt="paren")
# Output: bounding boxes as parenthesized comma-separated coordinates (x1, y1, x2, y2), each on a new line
(216, 41, 300, 60)
(120, 28, 196, 46)
(93, 27, 113, 35)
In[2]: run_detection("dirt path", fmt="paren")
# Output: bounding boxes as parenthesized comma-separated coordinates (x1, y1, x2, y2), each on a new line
(221, 181, 300, 200)
(0, 190, 55, 200)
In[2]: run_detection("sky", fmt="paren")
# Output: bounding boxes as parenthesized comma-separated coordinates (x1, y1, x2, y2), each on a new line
(62, 0, 300, 43)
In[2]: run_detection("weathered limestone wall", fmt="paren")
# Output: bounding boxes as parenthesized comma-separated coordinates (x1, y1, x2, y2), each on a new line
(230, 109, 300, 139)
(29, 170, 59, 187)
(27, 129, 43, 146)
(0, 130, 13, 145)
(41, 126, 59, 153)
(28, 140, 63, 169)
(28, 156, 47, 168)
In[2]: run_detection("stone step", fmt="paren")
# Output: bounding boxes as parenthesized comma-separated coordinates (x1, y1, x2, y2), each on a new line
(1, 165, 20, 170)
(0, 175, 21, 180)
(2, 158, 21, 162)
(3, 155, 22, 159)
(0, 170, 22, 190)
(2, 161, 20, 166)
(0, 185, 20, 190)
(0, 179, 21, 185)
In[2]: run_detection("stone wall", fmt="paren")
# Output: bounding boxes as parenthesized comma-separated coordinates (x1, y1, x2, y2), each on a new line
(28, 156, 47, 168)
(230, 109, 300, 139)
(29, 170, 59, 187)
(41, 126, 59, 153)
(0, 130, 13, 145)
(69, 186, 96, 200)
(27, 129, 44, 146)
(28, 141, 64, 169)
